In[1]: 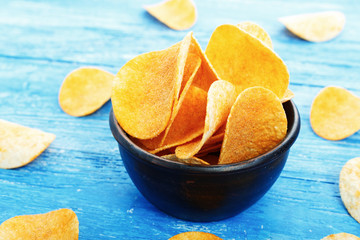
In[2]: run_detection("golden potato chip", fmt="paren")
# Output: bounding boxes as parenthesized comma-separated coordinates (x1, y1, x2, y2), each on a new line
(59, 67, 114, 117)
(310, 86, 360, 140)
(175, 80, 237, 159)
(281, 89, 295, 103)
(237, 21, 273, 49)
(0, 209, 79, 239)
(339, 157, 360, 224)
(279, 11, 345, 42)
(169, 231, 223, 240)
(112, 34, 192, 139)
(205, 24, 289, 99)
(0, 119, 55, 169)
(197, 143, 222, 157)
(148, 86, 207, 153)
(144, 0, 197, 30)
(188, 34, 219, 91)
(321, 233, 360, 240)
(219, 87, 287, 164)
(162, 154, 209, 165)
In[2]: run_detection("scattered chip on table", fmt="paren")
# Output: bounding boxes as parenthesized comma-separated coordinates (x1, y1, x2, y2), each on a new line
(205, 24, 289, 99)
(0, 209, 79, 240)
(144, 0, 197, 30)
(310, 86, 360, 140)
(321, 233, 360, 240)
(279, 11, 345, 42)
(219, 87, 287, 164)
(339, 157, 360, 224)
(0, 119, 55, 169)
(169, 231, 223, 240)
(59, 67, 114, 117)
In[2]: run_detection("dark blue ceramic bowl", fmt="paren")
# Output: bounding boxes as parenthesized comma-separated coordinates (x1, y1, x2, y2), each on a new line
(109, 100, 300, 222)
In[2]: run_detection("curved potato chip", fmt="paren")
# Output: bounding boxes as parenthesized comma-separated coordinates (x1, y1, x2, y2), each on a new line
(161, 154, 209, 165)
(0, 119, 55, 169)
(281, 89, 295, 103)
(189, 34, 219, 91)
(237, 21, 273, 49)
(148, 86, 207, 153)
(321, 233, 360, 240)
(0, 209, 79, 240)
(205, 24, 289, 99)
(169, 231, 223, 240)
(279, 11, 345, 42)
(112, 34, 191, 139)
(310, 86, 360, 140)
(339, 157, 360, 224)
(138, 54, 202, 150)
(219, 87, 287, 164)
(144, 0, 197, 30)
(175, 80, 237, 159)
(59, 67, 114, 117)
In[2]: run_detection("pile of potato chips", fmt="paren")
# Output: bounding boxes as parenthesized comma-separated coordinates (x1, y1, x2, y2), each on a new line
(112, 23, 292, 165)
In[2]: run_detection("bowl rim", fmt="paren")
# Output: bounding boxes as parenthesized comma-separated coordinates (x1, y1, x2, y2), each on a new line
(109, 100, 300, 174)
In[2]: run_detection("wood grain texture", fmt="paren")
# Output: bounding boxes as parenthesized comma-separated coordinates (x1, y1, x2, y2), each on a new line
(0, 0, 359, 239)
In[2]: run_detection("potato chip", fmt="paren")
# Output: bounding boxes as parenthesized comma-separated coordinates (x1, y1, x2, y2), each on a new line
(279, 11, 345, 42)
(281, 89, 295, 103)
(175, 80, 237, 159)
(59, 67, 114, 117)
(162, 154, 209, 165)
(321, 233, 360, 240)
(237, 21, 273, 49)
(112, 34, 191, 139)
(219, 87, 287, 164)
(169, 231, 223, 240)
(205, 24, 289, 99)
(188, 34, 219, 91)
(0, 209, 79, 239)
(310, 86, 360, 140)
(144, 86, 207, 154)
(0, 119, 55, 169)
(339, 157, 360, 224)
(144, 0, 197, 30)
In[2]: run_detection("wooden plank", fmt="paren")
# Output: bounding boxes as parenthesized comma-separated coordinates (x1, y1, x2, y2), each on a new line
(0, 0, 359, 239)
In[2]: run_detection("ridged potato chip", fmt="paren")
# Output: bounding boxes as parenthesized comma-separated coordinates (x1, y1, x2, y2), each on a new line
(59, 67, 114, 117)
(0, 119, 55, 169)
(205, 24, 289, 99)
(112, 34, 191, 140)
(237, 21, 273, 49)
(169, 231, 223, 240)
(310, 86, 360, 140)
(321, 233, 360, 240)
(219, 87, 287, 164)
(0, 209, 79, 240)
(144, 0, 197, 30)
(175, 80, 237, 159)
(279, 11, 345, 42)
(339, 157, 360, 224)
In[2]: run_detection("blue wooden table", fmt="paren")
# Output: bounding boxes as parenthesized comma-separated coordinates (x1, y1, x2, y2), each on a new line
(1, 0, 359, 239)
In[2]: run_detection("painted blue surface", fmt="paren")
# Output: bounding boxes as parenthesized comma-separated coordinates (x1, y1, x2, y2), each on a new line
(0, 0, 359, 239)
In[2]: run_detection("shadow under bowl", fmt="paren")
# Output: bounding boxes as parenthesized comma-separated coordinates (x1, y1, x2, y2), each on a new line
(109, 100, 300, 222)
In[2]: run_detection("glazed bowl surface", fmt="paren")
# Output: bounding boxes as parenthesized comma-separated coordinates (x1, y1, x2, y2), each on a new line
(109, 100, 300, 222)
